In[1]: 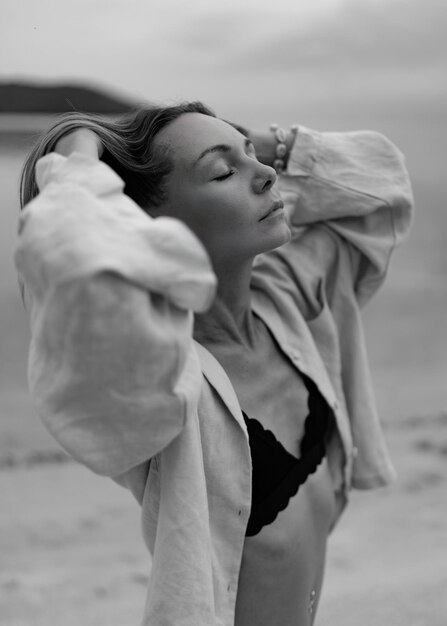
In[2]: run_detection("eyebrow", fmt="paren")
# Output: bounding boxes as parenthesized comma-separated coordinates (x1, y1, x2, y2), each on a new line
(193, 137, 254, 167)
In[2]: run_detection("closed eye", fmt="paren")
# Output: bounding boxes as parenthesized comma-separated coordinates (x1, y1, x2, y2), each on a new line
(213, 169, 235, 181)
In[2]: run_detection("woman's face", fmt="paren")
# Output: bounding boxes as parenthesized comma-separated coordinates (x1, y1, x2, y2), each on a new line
(155, 113, 291, 268)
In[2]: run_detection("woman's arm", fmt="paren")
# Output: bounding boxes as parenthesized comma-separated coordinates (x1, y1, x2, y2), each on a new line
(248, 128, 296, 169)
(257, 126, 414, 308)
(15, 152, 216, 477)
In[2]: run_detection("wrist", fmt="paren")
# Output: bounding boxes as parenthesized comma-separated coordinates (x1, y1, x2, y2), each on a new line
(248, 130, 276, 166)
(249, 125, 298, 171)
(54, 129, 103, 159)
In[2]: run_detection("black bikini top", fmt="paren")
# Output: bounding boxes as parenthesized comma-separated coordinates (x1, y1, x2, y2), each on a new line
(243, 376, 333, 537)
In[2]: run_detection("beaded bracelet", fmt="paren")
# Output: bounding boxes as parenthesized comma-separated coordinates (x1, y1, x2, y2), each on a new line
(269, 123, 298, 173)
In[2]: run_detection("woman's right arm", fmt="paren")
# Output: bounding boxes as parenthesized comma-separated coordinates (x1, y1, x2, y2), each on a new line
(15, 150, 216, 477)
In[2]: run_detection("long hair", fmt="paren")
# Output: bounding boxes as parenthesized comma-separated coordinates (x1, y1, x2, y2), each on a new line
(20, 101, 216, 212)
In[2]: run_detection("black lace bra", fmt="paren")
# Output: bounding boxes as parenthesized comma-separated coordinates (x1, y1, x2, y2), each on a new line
(243, 376, 333, 537)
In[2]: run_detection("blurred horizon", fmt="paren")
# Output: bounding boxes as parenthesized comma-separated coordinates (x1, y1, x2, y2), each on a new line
(1, 0, 446, 121)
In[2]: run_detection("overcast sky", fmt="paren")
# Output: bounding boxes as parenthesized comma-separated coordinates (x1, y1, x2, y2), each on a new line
(1, 0, 445, 126)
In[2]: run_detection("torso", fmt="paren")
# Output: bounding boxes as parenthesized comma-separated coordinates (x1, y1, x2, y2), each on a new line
(200, 312, 337, 626)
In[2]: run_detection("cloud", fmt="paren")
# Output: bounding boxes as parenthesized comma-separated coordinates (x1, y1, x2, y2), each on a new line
(220, 0, 446, 78)
(0, 0, 345, 76)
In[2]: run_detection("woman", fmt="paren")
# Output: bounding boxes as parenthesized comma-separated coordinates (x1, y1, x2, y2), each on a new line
(16, 102, 413, 626)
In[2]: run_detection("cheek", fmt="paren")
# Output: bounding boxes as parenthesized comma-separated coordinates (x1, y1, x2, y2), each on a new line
(181, 191, 246, 237)
(165, 181, 256, 259)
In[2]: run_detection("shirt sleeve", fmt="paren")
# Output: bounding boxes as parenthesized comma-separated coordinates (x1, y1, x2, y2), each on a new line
(265, 126, 414, 311)
(15, 152, 217, 477)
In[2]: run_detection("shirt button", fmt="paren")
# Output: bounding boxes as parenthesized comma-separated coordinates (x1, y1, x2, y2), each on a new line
(238, 510, 242, 516)
(333, 400, 339, 411)
(227, 584, 231, 592)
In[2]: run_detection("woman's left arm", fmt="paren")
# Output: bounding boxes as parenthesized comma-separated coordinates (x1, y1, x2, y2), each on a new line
(253, 126, 414, 306)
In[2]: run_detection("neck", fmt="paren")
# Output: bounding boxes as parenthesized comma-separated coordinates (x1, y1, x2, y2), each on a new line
(193, 258, 256, 348)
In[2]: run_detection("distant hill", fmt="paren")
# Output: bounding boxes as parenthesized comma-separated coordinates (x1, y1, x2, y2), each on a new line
(0, 82, 139, 114)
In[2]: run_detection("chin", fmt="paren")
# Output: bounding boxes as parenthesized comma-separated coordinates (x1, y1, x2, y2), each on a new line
(264, 220, 292, 253)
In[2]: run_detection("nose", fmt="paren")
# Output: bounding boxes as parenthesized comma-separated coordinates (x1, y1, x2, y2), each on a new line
(252, 162, 277, 194)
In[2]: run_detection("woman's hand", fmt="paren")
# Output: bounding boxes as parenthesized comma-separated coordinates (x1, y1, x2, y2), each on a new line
(248, 128, 296, 169)
(54, 129, 103, 159)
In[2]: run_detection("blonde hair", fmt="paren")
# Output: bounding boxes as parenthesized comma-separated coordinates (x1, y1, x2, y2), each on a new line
(20, 101, 215, 212)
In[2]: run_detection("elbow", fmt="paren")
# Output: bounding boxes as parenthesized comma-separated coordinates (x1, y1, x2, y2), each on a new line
(36, 391, 187, 478)
(368, 130, 415, 247)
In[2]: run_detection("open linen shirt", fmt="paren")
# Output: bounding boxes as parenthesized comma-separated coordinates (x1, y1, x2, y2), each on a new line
(15, 127, 413, 626)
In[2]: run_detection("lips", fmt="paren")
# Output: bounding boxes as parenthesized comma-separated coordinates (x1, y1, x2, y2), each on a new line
(259, 199, 284, 221)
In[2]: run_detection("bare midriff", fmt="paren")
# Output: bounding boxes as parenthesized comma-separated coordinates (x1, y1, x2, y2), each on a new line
(235, 458, 336, 626)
